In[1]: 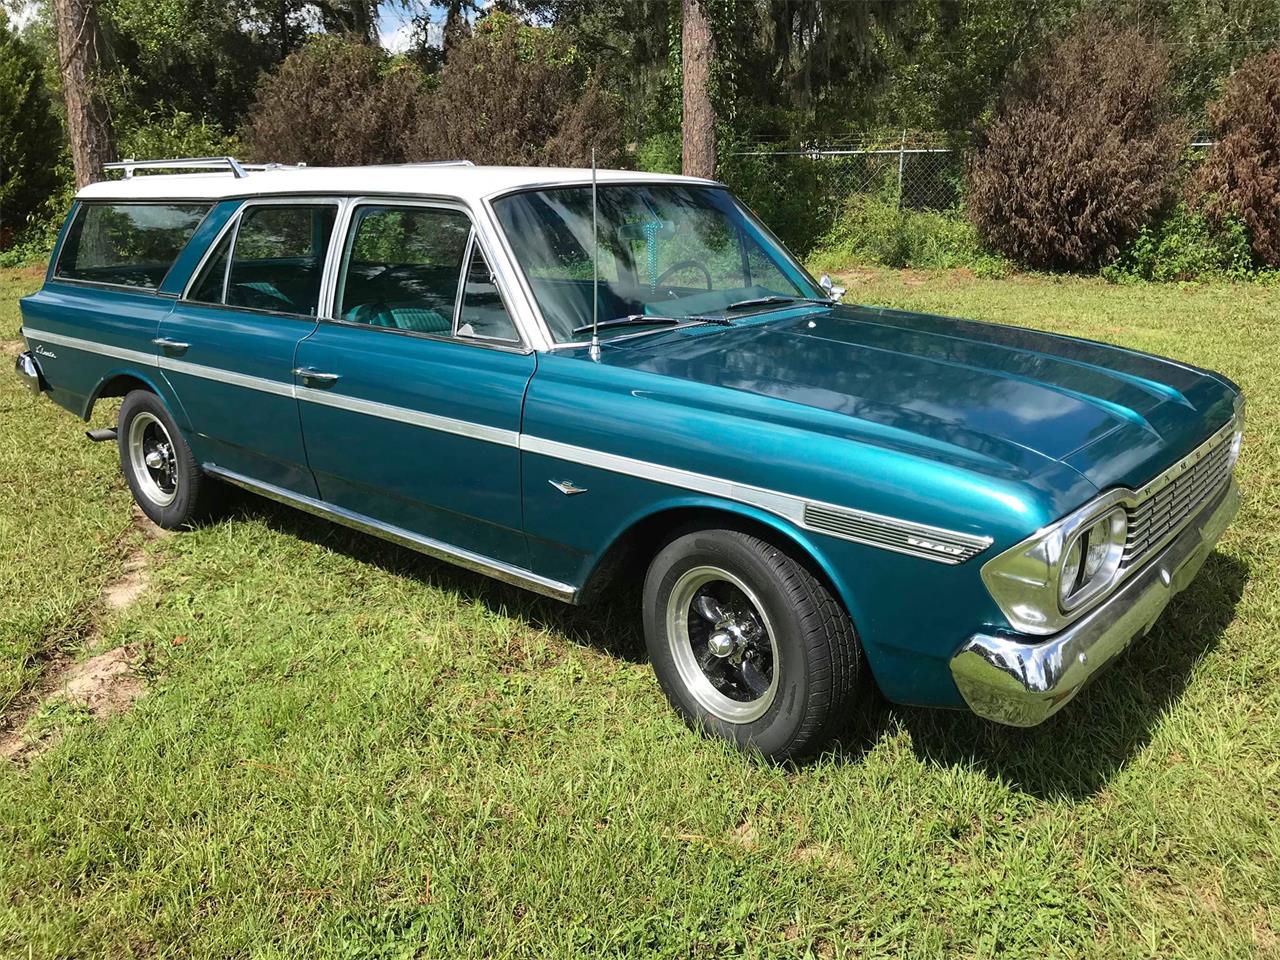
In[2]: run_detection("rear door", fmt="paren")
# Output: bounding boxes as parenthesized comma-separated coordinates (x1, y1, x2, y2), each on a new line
(158, 199, 341, 496)
(294, 200, 535, 567)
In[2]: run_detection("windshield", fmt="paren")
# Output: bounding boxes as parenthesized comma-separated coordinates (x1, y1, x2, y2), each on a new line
(492, 184, 825, 344)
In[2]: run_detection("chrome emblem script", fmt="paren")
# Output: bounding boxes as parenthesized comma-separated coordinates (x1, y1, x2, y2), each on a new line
(35, 344, 57, 359)
(549, 479, 588, 496)
(905, 536, 966, 557)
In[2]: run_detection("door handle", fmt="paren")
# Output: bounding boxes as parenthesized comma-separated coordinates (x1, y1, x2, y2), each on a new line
(152, 337, 190, 352)
(293, 367, 341, 384)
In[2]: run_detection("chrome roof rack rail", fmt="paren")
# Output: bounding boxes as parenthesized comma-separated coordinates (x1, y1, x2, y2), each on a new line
(398, 160, 475, 167)
(104, 157, 308, 180)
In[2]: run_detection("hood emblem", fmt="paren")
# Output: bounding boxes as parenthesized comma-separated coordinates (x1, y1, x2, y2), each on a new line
(549, 479, 588, 496)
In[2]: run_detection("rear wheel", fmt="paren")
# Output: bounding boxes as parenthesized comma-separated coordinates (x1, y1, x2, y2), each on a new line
(117, 390, 217, 528)
(643, 528, 863, 760)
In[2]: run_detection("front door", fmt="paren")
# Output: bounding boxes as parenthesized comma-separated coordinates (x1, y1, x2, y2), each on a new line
(158, 200, 341, 496)
(295, 201, 535, 566)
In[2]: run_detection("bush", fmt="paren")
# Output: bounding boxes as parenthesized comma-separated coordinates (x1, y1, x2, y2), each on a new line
(412, 13, 623, 167)
(118, 108, 240, 161)
(1192, 51, 1280, 266)
(242, 37, 421, 166)
(0, 22, 63, 251)
(1102, 202, 1255, 283)
(808, 194, 1007, 277)
(968, 20, 1186, 270)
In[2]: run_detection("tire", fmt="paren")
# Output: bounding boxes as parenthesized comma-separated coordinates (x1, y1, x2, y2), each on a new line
(642, 527, 863, 761)
(117, 390, 216, 528)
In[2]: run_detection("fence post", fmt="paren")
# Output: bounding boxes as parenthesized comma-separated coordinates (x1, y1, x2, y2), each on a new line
(897, 129, 906, 209)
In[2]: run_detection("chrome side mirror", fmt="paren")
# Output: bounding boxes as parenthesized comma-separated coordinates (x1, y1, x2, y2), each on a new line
(819, 273, 846, 302)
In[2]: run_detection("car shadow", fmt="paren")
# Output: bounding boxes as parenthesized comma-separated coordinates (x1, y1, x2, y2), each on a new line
(830, 550, 1249, 800)
(222, 493, 650, 664)
(219, 493, 1247, 799)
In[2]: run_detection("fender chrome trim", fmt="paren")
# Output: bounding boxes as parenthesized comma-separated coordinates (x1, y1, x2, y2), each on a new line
(203, 464, 578, 602)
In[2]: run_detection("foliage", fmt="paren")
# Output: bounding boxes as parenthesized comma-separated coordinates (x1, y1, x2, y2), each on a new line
(0, 20, 63, 250)
(116, 108, 240, 161)
(809, 193, 1007, 276)
(968, 20, 1186, 270)
(242, 36, 423, 165)
(411, 12, 623, 166)
(1102, 202, 1258, 283)
(1192, 50, 1280, 267)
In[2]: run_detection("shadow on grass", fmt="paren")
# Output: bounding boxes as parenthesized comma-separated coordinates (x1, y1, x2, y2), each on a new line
(836, 550, 1249, 800)
(223, 493, 1247, 799)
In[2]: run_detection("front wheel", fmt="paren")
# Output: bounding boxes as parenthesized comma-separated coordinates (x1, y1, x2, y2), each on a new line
(642, 528, 863, 761)
(117, 390, 217, 528)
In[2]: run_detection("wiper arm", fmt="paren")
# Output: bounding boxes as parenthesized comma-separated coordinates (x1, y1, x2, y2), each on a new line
(724, 295, 834, 311)
(571, 314, 731, 335)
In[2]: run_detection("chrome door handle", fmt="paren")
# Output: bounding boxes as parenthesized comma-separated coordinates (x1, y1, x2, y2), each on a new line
(293, 367, 341, 384)
(152, 337, 190, 352)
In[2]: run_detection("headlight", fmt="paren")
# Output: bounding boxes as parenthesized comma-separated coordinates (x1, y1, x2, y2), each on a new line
(982, 502, 1129, 636)
(1058, 508, 1127, 609)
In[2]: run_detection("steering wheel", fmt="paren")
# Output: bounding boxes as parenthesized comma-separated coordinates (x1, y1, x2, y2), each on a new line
(656, 260, 713, 290)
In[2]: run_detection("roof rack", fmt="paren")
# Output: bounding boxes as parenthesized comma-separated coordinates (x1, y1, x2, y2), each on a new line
(103, 157, 308, 180)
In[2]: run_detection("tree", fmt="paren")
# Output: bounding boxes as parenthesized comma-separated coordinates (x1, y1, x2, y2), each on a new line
(968, 20, 1185, 269)
(0, 18, 63, 245)
(242, 36, 422, 165)
(1192, 50, 1280, 266)
(681, 0, 715, 177)
(413, 13, 622, 167)
(52, 0, 115, 187)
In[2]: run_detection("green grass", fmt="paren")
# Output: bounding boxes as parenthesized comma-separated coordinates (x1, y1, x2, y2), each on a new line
(1, 265, 1278, 957)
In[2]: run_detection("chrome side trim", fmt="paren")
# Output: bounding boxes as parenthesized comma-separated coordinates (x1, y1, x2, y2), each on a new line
(953, 479, 1238, 726)
(203, 464, 578, 602)
(520, 434, 992, 564)
(23, 325, 994, 564)
(295, 385, 519, 447)
(22, 326, 156, 367)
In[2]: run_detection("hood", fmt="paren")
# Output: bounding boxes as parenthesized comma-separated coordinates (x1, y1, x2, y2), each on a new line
(598, 304, 1238, 493)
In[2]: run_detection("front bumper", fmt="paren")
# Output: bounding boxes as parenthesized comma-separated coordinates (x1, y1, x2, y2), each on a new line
(951, 478, 1240, 726)
(15, 350, 45, 394)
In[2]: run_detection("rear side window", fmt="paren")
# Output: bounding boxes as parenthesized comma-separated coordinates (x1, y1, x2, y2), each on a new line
(55, 202, 210, 289)
(187, 204, 338, 316)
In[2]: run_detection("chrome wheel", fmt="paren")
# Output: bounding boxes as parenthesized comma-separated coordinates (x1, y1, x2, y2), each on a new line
(127, 410, 178, 507)
(666, 565, 780, 723)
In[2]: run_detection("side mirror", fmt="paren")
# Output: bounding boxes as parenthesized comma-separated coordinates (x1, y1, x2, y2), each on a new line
(819, 273, 846, 302)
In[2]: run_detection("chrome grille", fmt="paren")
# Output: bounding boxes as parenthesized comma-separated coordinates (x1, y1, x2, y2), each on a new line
(1123, 432, 1234, 568)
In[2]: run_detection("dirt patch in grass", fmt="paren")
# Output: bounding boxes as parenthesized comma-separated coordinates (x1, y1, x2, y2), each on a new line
(1, 508, 162, 762)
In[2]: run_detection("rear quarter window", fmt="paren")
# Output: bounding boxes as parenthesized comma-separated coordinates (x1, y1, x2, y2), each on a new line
(55, 202, 211, 290)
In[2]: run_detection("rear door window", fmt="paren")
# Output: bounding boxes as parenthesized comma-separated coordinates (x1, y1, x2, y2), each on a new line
(55, 202, 211, 289)
(188, 203, 338, 316)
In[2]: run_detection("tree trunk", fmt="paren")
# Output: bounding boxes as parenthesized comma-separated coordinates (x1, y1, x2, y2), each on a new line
(681, 0, 717, 179)
(52, 0, 115, 188)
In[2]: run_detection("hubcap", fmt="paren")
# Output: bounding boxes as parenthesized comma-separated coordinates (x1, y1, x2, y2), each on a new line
(666, 566, 779, 723)
(127, 411, 178, 507)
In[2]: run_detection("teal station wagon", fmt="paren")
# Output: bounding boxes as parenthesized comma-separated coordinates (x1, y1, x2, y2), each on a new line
(16, 157, 1243, 759)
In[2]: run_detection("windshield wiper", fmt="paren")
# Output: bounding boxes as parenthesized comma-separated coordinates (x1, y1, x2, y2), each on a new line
(724, 295, 834, 311)
(571, 314, 732, 335)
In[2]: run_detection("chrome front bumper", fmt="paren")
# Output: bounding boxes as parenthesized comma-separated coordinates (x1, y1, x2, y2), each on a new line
(15, 350, 45, 394)
(951, 478, 1240, 727)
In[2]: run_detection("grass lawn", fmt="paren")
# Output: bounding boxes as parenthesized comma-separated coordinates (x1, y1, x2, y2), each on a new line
(1, 264, 1277, 958)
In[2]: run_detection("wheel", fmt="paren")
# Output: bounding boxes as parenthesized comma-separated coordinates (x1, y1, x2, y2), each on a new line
(117, 390, 216, 528)
(642, 527, 863, 760)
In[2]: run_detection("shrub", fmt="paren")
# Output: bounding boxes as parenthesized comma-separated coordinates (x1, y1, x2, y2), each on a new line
(808, 194, 1007, 277)
(0, 22, 63, 250)
(1102, 202, 1255, 283)
(242, 36, 422, 166)
(411, 13, 623, 167)
(968, 20, 1186, 270)
(117, 108, 240, 161)
(1192, 51, 1280, 266)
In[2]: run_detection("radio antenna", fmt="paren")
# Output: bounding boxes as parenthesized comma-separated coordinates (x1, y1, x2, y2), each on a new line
(589, 147, 601, 361)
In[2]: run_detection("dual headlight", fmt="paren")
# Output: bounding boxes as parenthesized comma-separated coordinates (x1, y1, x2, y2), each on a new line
(981, 501, 1130, 636)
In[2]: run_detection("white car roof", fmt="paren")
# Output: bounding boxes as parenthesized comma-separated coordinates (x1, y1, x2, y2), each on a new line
(75, 163, 719, 204)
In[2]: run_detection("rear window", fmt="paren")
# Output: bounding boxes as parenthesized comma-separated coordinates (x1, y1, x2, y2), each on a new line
(55, 202, 211, 290)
